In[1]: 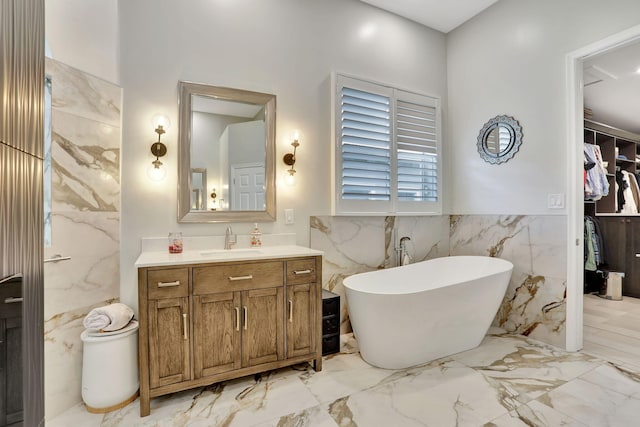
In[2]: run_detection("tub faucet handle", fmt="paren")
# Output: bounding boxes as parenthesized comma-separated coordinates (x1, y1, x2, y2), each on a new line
(399, 236, 412, 266)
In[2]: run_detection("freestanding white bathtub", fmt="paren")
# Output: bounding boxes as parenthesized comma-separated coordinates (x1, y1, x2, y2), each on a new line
(343, 256, 513, 369)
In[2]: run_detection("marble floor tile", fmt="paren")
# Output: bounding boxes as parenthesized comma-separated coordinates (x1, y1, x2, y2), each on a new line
(253, 405, 339, 427)
(325, 365, 510, 426)
(47, 402, 103, 427)
(49, 332, 640, 427)
(484, 400, 586, 427)
(299, 352, 400, 404)
(453, 334, 599, 406)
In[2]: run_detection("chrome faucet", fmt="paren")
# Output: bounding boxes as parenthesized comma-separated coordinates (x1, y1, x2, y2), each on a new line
(398, 236, 412, 266)
(224, 225, 236, 250)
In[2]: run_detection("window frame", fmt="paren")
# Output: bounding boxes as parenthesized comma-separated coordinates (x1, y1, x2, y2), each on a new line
(332, 74, 443, 215)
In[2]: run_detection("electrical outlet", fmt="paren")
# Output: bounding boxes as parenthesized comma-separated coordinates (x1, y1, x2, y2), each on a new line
(285, 209, 294, 224)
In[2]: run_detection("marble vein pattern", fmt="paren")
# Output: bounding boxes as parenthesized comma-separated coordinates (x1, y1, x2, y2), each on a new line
(310, 216, 386, 333)
(309, 215, 450, 333)
(45, 57, 121, 127)
(44, 297, 118, 422)
(48, 331, 640, 427)
(450, 215, 567, 349)
(44, 58, 122, 420)
(51, 109, 120, 212)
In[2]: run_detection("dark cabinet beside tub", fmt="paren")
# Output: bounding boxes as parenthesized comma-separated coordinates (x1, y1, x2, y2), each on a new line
(0, 275, 23, 426)
(598, 216, 640, 298)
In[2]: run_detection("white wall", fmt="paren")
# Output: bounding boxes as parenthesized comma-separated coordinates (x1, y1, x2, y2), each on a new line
(45, 0, 119, 84)
(447, 0, 640, 215)
(118, 0, 447, 311)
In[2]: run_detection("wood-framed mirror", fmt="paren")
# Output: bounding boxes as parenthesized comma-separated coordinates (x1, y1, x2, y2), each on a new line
(177, 81, 276, 222)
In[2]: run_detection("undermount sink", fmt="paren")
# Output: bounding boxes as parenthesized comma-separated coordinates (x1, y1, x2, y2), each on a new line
(200, 249, 263, 257)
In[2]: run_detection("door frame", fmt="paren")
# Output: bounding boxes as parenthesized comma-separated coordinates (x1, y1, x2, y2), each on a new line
(566, 24, 640, 351)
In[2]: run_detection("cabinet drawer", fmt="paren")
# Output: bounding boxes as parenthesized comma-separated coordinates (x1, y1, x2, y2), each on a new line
(322, 315, 339, 335)
(193, 261, 283, 294)
(322, 334, 340, 356)
(322, 297, 339, 317)
(286, 258, 317, 285)
(147, 268, 189, 299)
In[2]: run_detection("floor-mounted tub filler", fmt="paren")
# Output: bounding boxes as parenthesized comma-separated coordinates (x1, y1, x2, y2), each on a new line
(343, 256, 514, 369)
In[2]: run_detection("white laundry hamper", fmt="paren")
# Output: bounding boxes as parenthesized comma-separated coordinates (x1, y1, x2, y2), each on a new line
(80, 320, 139, 413)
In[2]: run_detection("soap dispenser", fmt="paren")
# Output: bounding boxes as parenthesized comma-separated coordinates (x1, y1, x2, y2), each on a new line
(250, 223, 262, 247)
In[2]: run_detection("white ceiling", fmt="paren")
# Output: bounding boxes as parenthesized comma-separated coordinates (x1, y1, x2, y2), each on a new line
(359, 0, 499, 33)
(583, 42, 640, 134)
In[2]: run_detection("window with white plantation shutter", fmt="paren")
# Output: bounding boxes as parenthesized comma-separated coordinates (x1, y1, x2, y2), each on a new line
(334, 75, 442, 215)
(340, 87, 391, 201)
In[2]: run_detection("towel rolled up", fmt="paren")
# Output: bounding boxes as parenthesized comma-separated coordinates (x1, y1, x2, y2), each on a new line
(83, 303, 134, 332)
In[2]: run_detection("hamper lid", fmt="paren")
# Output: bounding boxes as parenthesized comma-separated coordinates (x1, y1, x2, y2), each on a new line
(82, 320, 139, 339)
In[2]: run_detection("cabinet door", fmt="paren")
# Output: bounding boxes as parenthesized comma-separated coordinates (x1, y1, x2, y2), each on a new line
(241, 287, 284, 367)
(148, 297, 191, 388)
(626, 218, 640, 297)
(598, 217, 627, 273)
(286, 284, 317, 358)
(193, 292, 241, 378)
(4, 316, 22, 426)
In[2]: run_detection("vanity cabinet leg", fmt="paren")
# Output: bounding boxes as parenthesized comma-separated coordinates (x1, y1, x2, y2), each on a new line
(314, 356, 323, 372)
(140, 393, 150, 417)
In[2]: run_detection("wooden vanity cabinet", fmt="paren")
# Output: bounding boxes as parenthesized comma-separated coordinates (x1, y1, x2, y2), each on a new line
(285, 258, 319, 361)
(138, 256, 322, 417)
(192, 260, 285, 377)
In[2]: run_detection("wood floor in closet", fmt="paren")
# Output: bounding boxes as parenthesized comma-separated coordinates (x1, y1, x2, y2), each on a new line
(583, 293, 640, 370)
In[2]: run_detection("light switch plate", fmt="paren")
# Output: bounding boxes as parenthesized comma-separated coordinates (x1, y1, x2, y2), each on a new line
(548, 193, 565, 209)
(285, 209, 294, 224)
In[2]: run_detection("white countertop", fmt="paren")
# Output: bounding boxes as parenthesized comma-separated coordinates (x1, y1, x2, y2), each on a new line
(135, 245, 323, 268)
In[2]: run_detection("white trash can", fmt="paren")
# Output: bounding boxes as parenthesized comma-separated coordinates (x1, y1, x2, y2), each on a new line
(80, 320, 139, 413)
(600, 271, 624, 301)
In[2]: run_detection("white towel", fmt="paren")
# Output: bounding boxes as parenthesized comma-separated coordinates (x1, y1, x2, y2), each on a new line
(83, 303, 134, 332)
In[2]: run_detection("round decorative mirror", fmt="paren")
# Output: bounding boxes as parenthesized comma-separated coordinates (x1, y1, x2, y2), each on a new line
(477, 115, 523, 164)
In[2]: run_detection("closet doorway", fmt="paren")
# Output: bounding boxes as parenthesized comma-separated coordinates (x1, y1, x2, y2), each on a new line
(582, 40, 640, 367)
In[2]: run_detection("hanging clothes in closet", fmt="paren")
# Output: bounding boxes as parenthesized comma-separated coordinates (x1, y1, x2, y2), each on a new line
(584, 216, 607, 272)
(584, 143, 609, 200)
(616, 170, 640, 214)
(584, 215, 609, 293)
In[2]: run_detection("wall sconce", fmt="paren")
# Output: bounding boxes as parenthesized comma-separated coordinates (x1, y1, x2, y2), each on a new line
(147, 115, 170, 181)
(282, 130, 301, 186)
(210, 188, 217, 211)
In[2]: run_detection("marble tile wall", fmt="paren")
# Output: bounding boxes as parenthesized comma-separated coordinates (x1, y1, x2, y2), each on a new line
(44, 58, 122, 419)
(309, 215, 450, 333)
(310, 214, 567, 349)
(450, 215, 568, 349)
